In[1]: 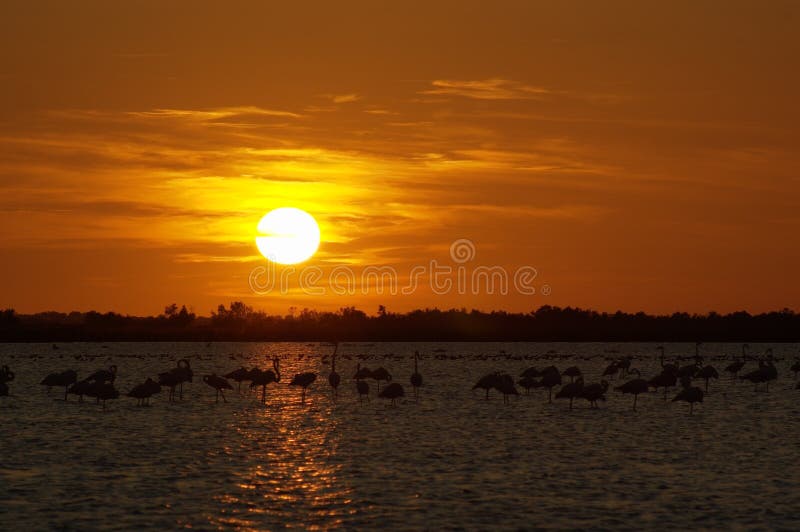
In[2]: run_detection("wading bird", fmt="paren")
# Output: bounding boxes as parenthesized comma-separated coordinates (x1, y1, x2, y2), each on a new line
(250, 357, 281, 403)
(41, 369, 78, 400)
(379, 382, 405, 405)
(203, 374, 233, 403)
(289, 372, 317, 402)
(616, 377, 650, 411)
(410, 351, 423, 401)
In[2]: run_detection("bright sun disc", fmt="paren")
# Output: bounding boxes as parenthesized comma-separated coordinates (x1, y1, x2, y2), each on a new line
(255, 208, 320, 264)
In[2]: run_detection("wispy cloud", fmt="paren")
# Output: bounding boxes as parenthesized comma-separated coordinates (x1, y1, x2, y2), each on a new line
(420, 79, 550, 100)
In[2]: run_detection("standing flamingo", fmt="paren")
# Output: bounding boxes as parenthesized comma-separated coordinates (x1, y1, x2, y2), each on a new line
(555, 377, 584, 410)
(289, 372, 317, 402)
(203, 374, 233, 403)
(41, 369, 77, 400)
(581, 380, 609, 408)
(615, 378, 650, 411)
(0, 366, 13, 396)
(410, 351, 423, 401)
(157, 359, 193, 402)
(725, 344, 749, 381)
(224, 367, 252, 391)
(371, 367, 392, 393)
(355, 363, 371, 403)
(328, 343, 341, 400)
(673, 386, 704, 414)
(250, 357, 280, 403)
(378, 382, 405, 406)
(696, 365, 719, 392)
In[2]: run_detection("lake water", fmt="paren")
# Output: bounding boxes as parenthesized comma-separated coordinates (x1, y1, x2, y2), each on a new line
(1, 342, 799, 530)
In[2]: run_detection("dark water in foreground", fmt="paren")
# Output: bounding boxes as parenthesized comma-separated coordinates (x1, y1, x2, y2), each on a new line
(1, 342, 799, 530)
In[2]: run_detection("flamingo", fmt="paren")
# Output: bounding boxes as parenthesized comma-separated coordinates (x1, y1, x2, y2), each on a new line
(378, 382, 405, 405)
(203, 374, 233, 403)
(696, 365, 719, 392)
(224, 367, 252, 391)
(538, 367, 562, 403)
(86, 381, 119, 410)
(555, 377, 584, 410)
(127, 378, 161, 406)
(289, 372, 317, 402)
(673, 386, 704, 414)
(41, 369, 77, 400)
(615, 378, 650, 411)
(355, 363, 371, 403)
(740, 358, 777, 391)
(67, 379, 94, 402)
(328, 343, 341, 400)
(250, 357, 281, 403)
(158, 359, 193, 402)
(725, 344, 749, 381)
(473, 372, 500, 400)
(371, 367, 392, 393)
(410, 351, 423, 401)
(602, 362, 619, 380)
(490, 374, 518, 404)
(87, 365, 117, 384)
(517, 375, 537, 395)
(648, 370, 677, 401)
(658, 346, 678, 375)
(0, 382, 7, 397)
(581, 380, 609, 408)
(519, 367, 540, 379)
(563, 366, 582, 383)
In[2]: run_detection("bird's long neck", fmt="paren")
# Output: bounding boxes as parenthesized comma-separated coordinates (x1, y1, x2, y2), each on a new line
(414, 353, 418, 373)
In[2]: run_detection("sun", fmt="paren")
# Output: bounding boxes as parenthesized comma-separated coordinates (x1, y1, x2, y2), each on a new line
(255, 208, 320, 264)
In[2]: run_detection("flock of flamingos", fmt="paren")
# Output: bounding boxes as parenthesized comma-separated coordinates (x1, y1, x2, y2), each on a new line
(1, 343, 798, 414)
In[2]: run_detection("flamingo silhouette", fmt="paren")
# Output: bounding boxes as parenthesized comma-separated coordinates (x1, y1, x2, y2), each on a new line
(86, 381, 119, 410)
(563, 366, 582, 383)
(658, 346, 678, 375)
(673, 386, 704, 414)
(538, 367, 562, 403)
(224, 367, 252, 391)
(725, 344, 749, 381)
(696, 365, 719, 391)
(127, 378, 161, 406)
(649, 370, 677, 401)
(328, 343, 341, 400)
(494, 374, 519, 404)
(410, 351, 423, 401)
(67, 379, 94, 402)
(355, 363, 370, 403)
(41, 369, 77, 400)
(87, 365, 117, 384)
(615, 378, 650, 411)
(250, 357, 281, 403)
(203, 374, 233, 403)
(371, 367, 392, 393)
(290, 372, 317, 402)
(158, 359, 193, 402)
(555, 377, 584, 410)
(378, 382, 405, 405)
(580, 380, 609, 408)
(473, 372, 501, 400)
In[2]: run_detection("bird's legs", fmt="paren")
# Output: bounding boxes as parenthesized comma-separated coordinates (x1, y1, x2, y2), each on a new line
(221, 389, 226, 403)
(633, 394, 638, 411)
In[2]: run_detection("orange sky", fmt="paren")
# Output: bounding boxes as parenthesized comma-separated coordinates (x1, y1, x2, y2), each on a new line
(1, 1, 799, 316)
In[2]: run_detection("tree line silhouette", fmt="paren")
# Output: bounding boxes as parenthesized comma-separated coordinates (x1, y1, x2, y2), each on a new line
(1, 303, 798, 342)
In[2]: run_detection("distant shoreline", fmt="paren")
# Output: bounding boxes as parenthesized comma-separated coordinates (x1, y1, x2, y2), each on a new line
(2, 304, 798, 343)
